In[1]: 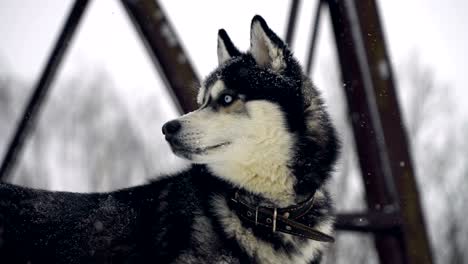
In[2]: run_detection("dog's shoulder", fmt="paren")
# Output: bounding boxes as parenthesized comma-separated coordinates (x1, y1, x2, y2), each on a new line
(0, 165, 214, 262)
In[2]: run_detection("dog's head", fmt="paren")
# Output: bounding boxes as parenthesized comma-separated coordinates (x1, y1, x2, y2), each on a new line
(163, 16, 338, 198)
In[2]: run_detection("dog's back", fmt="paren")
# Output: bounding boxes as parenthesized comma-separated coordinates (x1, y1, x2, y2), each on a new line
(0, 172, 203, 263)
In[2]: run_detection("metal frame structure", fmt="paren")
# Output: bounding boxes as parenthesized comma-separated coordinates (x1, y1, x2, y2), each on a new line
(0, 0, 91, 181)
(0, 0, 433, 263)
(328, 1, 433, 262)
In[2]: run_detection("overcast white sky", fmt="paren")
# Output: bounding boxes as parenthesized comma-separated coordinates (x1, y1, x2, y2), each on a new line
(0, 0, 467, 115)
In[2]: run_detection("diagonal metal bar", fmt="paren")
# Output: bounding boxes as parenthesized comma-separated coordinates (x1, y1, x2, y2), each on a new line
(328, 0, 405, 261)
(327, 0, 434, 263)
(121, 0, 199, 114)
(284, 0, 301, 46)
(0, 0, 90, 182)
(350, 1, 434, 262)
(305, 0, 324, 75)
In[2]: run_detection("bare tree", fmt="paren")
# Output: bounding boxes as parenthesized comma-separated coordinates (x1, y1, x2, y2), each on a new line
(397, 54, 467, 264)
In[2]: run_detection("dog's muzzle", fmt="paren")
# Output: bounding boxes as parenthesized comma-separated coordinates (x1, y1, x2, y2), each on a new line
(162, 120, 181, 141)
(162, 119, 193, 158)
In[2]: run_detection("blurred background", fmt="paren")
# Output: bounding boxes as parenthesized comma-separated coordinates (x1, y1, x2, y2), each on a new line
(0, 0, 467, 263)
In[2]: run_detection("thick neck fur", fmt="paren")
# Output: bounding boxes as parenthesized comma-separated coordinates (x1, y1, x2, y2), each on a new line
(205, 101, 298, 207)
(205, 101, 338, 208)
(207, 155, 296, 207)
(196, 166, 334, 264)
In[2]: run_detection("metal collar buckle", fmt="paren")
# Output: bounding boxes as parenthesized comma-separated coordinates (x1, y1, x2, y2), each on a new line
(255, 206, 259, 226)
(272, 208, 277, 232)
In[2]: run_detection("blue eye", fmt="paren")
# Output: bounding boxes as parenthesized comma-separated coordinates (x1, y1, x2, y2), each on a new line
(220, 94, 234, 106)
(224, 95, 233, 104)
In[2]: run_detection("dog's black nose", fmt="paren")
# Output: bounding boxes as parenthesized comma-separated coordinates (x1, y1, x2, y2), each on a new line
(162, 120, 181, 136)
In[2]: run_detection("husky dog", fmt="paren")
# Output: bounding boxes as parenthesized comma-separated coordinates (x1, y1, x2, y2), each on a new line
(0, 15, 339, 263)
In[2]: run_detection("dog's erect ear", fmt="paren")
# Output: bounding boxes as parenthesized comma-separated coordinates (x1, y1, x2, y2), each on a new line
(218, 29, 241, 65)
(249, 15, 287, 71)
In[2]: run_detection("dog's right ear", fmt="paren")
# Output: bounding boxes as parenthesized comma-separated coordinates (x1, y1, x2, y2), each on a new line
(249, 15, 288, 72)
(218, 29, 241, 65)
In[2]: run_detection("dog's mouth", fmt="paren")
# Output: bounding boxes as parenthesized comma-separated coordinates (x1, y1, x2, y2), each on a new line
(194, 142, 231, 154)
(170, 141, 231, 157)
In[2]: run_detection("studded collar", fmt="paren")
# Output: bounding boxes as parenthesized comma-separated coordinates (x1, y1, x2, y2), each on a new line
(228, 191, 334, 242)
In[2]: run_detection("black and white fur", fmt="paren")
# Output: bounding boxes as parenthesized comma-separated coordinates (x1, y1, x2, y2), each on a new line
(0, 15, 339, 264)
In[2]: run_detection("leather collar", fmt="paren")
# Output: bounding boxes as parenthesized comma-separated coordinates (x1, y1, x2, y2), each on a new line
(228, 191, 334, 243)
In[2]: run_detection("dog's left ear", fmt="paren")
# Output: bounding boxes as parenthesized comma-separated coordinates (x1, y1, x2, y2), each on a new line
(218, 29, 241, 65)
(249, 15, 288, 71)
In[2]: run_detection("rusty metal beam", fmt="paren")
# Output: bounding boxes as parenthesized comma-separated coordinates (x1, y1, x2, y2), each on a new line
(327, 3, 402, 261)
(305, 0, 324, 75)
(327, 0, 434, 263)
(335, 212, 401, 233)
(121, 0, 199, 114)
(0, 0, 90, 182)
(284, 0, 301, 46)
